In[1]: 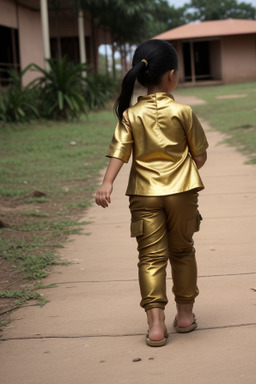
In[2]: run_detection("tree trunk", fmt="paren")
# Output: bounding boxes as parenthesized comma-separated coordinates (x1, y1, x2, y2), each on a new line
(111, 41, 116, 79)
(120, 44, 127, 77)
(124, 44, 128, 73)
(55, 9, 62, 60)
(90, 14, 98, 74)
(104, 44, 109, 75)
(128, 44, 133, 71)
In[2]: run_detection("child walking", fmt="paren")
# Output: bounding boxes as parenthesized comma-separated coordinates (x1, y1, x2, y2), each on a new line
(95, 39, 208, 347)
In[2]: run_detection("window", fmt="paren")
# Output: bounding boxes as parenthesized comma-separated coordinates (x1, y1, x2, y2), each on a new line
(0, 25, 20, 87)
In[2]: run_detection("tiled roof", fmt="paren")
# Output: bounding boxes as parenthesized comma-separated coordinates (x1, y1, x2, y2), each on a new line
(154, 19, 256, 40)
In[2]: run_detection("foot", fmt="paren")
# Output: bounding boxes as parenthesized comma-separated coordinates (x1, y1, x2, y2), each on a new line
(146, 308, 168, 344)
(175, 303, 197, 330)
(174, 314, 197, 333)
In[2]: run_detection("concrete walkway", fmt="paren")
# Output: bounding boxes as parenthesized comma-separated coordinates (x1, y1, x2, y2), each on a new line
(1, 95, 256, 384)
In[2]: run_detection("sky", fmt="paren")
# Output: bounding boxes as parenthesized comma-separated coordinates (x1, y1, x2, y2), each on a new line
(167, 0, 256, 7)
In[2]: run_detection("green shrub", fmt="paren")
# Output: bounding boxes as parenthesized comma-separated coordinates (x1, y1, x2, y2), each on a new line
(0, 58, 119, 124)
(32, 57, 88, 120)
(84, 73, 119, 110)
(0, 67, 40, 123)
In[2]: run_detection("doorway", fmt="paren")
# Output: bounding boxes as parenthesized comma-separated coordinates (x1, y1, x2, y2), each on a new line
(0, 25, 20, 87)
(194, 41, 211, 80)
(183, 40, 213, 82)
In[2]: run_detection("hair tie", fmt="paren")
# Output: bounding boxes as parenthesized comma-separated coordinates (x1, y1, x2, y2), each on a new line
(141, 59, 148, 67)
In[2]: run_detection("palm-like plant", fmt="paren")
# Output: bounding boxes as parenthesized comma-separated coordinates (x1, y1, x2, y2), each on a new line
(0, 66, 40, 123)
(32, 57, 88, 120)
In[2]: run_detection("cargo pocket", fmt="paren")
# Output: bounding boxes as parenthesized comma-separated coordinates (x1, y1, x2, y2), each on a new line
(186, 212, 201, 234)
(130, 219, 144, 238)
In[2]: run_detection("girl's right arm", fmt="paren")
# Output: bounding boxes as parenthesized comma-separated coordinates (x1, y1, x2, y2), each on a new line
(95, 157, 124, 208)
(192, 151, 207, 169)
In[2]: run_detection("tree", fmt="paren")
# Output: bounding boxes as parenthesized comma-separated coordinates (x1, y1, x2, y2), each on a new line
(90, 0, 155, 77)
(71, 0, 154, 75)
(148, 0, 188, 37)
(185, 0, 256, 21)
(69, 0, 189, 76)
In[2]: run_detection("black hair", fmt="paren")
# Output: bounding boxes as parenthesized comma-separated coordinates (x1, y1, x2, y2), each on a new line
(114, 39, 178, 120)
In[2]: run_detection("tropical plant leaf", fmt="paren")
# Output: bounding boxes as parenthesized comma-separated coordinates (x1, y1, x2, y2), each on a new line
(58, 91, 64, 110)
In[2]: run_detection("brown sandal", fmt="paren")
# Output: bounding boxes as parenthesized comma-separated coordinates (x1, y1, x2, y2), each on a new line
(173, 314, 197, 333)
(145, 331, 169, 347)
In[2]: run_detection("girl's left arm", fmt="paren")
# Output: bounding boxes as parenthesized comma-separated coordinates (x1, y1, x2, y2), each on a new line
(95, 157, 124, 208)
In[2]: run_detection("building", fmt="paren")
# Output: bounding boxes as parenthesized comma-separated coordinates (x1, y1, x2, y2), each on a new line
(0, 0, 110, 88)
(154, 19, 256, 85)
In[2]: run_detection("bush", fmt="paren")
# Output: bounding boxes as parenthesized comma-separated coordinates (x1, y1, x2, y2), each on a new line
(84, 73, 119, 110)
(0, 67, 40, 123)
(32, 57, 88, 120)
(0, 58, 119, 124)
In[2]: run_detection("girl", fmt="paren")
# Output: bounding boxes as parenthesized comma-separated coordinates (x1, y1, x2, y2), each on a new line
(95, 39, 208, 347)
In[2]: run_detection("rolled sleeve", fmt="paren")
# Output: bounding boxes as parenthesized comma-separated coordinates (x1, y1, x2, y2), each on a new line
(106, 113, 133, 163)
(184, 109, 209, 157)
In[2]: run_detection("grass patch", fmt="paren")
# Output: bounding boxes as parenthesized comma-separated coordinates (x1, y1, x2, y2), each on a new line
(175, 82, 256, 163)
(10, 219, 90, 235)
(24, 197, 51, 204)
(65, 198, 92, 209)
(0, 110, 116, 314)
(0, 111, 115, 198)
(20, 210, 50, 217)
(0, 237, 69, 280)
(0, 320, 9, 328)
(0, 289, 49, 308)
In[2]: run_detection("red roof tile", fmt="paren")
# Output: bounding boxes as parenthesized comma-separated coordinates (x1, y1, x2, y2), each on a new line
(154, 19, 256, 40)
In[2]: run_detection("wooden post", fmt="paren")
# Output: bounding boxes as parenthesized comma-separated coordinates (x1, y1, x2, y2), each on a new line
(78, 9, 86, 64)
(40, 0, 51, 70)
(190, 40, 196, 83)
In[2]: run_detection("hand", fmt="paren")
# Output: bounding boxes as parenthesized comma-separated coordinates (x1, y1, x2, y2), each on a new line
(95, 181, 113, 208)
(95, 157, 124, 208)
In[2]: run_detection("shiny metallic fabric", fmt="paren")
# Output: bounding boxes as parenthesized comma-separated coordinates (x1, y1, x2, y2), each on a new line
(129, 191, 200, 311)
(107, 93, 208, 196)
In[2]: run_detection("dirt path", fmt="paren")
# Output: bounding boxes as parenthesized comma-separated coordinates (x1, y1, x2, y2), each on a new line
(1, 95, 256, 384)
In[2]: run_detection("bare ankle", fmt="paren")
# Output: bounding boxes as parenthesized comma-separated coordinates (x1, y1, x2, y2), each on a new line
(146, 308, 167, 341)
(147, 308, 165, 325)
(176, 303, 193, 314)
(176, 303, 194, 327)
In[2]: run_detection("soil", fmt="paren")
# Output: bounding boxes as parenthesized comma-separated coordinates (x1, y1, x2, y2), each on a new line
(0, 258, 29, 323)
(0, 189, 89, 327)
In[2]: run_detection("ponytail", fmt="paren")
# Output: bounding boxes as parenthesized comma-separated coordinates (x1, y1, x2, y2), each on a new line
(114, 61, 146, 120)
(114, 39, 178, 121)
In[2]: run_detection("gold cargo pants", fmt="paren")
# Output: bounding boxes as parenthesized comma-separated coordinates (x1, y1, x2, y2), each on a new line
(129, 190, 200, 311)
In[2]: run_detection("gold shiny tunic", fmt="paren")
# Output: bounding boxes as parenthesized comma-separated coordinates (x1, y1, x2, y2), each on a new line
(107, 93, 208, 196)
